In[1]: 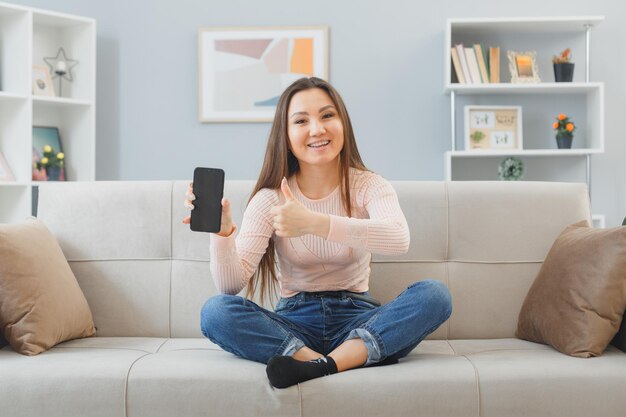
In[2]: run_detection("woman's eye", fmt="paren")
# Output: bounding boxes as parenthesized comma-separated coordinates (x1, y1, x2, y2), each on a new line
(322, 113, 335, 119)
(295, 119, 306, 124)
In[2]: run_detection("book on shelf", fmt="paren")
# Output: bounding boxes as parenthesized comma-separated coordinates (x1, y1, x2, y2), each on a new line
(481, 44, 490, 81)
(450, 44, 501, 85)
(473, 44, 490, 84)
(450, 47, 467, 84)
(489, 47, 500, 83)
(454, 44, 472, 85)
(464, 47, 483, 84)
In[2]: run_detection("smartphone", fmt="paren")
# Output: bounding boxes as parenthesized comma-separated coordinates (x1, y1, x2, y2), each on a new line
(190, 167, 225, 233)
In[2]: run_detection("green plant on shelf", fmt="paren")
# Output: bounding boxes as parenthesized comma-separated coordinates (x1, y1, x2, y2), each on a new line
(470, 131, 485, 143)
(35, 144, 64, 170)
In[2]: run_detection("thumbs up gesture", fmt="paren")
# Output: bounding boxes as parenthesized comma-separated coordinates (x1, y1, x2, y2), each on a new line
(270, 177, 328, 238)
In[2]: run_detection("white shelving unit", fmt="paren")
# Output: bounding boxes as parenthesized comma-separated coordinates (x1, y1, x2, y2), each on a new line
(0, 2, 95, 223)
(445, 16, 604, 178)
(444, 16, 605, 225)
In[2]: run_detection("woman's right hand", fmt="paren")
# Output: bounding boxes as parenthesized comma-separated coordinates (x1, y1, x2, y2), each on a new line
(182, 182, 236, 237)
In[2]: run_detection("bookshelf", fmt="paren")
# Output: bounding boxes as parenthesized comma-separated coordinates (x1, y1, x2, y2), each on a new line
(444, 16, 605, 226)
(0, 2, 95, 223)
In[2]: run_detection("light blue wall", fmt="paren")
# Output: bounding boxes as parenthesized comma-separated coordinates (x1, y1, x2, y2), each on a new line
(10, 0, 626, 226)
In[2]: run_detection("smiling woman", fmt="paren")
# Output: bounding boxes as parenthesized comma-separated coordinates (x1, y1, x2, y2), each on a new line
(286, 88, 345, 189)
(184, 77, 451, 389)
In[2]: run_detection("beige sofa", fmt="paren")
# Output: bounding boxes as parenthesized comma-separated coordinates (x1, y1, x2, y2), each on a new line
(1, 180, 625, 417)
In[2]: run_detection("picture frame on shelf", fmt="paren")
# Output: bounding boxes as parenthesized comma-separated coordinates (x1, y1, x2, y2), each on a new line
(507, 51, 540, 84)
(464, 105, 523, 151)
(198, 26, 328, 123)
(32, 126, 66, 181)
(32, 65, 56, 97)
(0, 152, 15, 181)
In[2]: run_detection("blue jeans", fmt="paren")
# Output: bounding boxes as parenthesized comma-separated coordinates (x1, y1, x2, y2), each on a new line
(200, 279, 452, 366)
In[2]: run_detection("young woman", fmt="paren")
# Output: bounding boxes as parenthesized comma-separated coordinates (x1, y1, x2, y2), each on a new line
(183, 77, 451, 389)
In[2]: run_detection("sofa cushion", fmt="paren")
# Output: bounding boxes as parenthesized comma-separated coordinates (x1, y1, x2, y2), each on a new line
(126, 340, 303, 417)
(0, 338, 156, 417)
(298, 346, 478, 417)
(516, 220, 626, 357)
(458, 339, 626, 417)
(0, 218, 96, 355)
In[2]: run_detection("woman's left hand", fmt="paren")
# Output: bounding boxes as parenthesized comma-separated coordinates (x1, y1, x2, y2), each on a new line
(270, 178, 328, 238)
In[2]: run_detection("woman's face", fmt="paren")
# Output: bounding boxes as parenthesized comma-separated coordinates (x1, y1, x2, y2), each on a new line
(286, 88, 344, 170)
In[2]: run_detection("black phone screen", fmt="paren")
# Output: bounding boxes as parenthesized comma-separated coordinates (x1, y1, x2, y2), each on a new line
(190, 167, 225, 233)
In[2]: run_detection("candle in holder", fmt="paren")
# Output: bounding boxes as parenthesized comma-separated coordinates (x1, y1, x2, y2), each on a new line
(55, 60, 67, 73)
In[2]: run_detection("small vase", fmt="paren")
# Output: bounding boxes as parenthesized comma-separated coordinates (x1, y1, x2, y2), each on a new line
(556, 134, 573, 149)
(46, 166, 61, 181)
(554, 63, 574, 82)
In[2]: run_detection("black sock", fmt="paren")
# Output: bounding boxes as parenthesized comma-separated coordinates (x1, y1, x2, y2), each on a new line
(266, 355, 338, 388)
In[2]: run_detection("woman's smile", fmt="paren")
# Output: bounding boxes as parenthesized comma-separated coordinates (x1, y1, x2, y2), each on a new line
(307, 140, 331, 149)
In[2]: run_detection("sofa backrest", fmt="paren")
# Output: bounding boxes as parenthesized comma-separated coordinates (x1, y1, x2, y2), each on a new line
(37, 180, 590, 340)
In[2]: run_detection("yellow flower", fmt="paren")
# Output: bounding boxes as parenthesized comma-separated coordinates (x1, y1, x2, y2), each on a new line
(43, 145, 52, 153)
(40, 157, 49, 165)
(57, 152, 64, 160)
(566, 123, 574, 132)
(553, 122, 559, 129)
(558, 114, 567, 121)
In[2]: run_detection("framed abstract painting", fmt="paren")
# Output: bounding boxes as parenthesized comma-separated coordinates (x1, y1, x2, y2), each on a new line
(198, 26, 328, 123)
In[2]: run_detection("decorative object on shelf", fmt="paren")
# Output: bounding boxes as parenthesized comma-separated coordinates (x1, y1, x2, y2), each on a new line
(31, 65, 55, 96)
(470, 130, 485, 145)
(44, 47, 79, 97)
(198, 26, 328, 123)
(0, 151, 15, 181)
(464, 105, 523, 150)
(553, 48, 574, 82)
(498, 157, 524, 181)
(507, 50, 540, 83)
(32, 126, 66, 182)
(553, 113, 576, 149)
(34, 145, 65, 181)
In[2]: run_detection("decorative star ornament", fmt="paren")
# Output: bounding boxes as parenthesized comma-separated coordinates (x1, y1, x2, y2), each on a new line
(44, 47, 79, 82)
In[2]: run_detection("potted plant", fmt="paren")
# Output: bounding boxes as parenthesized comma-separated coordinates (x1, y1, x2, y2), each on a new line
(35, 144, 65, 181)
(553, 113, 576, 149)
(553, 48, 574, 82)
(470, 130, 486, 148)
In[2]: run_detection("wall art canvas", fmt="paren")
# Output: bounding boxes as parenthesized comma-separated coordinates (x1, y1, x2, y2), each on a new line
(199, 26, 328, 123)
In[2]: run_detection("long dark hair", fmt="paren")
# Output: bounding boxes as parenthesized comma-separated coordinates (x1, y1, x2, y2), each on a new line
(245, 77, 369, 303)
